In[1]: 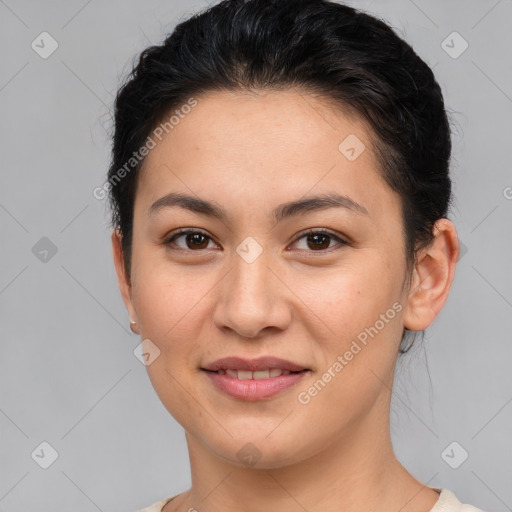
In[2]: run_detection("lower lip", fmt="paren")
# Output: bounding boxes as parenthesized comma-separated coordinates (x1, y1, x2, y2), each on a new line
(202, 370, 308, 401)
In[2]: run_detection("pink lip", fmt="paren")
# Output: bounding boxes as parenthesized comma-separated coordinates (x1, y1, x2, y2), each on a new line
(202, 356, 308, 372)
(203, 369, 308, 401)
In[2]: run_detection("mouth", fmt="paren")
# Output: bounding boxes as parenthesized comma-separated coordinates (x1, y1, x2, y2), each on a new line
(200, 356, 310, 401)
(202, 368, 307, 379)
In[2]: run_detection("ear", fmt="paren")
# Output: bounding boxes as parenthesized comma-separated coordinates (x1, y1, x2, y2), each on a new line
(402, 218, 460, 331)
(111, 228, 140, 334)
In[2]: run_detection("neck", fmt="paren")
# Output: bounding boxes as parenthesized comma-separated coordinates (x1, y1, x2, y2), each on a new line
(169, 397, 439, 512)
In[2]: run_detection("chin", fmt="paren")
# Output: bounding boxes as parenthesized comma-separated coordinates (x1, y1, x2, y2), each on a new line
(201, 430, 314, 470)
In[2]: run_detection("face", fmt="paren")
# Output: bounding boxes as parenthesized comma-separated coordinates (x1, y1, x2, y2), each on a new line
(112, 89, 438, 468)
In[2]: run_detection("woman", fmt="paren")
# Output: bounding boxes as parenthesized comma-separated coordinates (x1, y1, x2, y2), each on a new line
(106, 1, 484, 510)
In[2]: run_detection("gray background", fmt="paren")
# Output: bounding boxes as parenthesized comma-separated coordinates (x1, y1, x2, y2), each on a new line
(1, 0, 511, 511)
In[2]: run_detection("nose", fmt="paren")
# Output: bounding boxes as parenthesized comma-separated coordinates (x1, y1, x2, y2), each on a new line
(213, 248, 292, 339)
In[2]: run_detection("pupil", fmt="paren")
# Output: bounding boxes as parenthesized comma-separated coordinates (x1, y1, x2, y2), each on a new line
(308, 234, 329, 250)
(188, 233, 208, 249)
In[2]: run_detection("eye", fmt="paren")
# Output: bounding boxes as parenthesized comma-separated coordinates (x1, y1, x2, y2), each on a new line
(289, 228, 348, 252)
(164, 228, 218, 251)
(164, 228, 348, 253)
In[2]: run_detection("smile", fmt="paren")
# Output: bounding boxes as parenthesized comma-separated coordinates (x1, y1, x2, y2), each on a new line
(202, 368, 309, 401)
(215, 368, 299, 379)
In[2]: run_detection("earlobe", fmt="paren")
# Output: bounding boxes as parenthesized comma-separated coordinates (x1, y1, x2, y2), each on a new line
(111, 228, 139, 333)
(402, 219, 460, 332)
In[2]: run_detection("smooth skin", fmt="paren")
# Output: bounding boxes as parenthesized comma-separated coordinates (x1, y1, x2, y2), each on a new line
(111, 89, 460, 512)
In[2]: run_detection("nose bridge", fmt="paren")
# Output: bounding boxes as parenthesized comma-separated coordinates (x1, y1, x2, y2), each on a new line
(214, 239, 289, 338)
(229, 242, 274, 311)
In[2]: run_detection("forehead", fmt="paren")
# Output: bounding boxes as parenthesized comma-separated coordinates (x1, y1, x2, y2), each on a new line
(159, 88, 366, 152)
(134, 89, 399, 222)
(140, 88, 370, 170)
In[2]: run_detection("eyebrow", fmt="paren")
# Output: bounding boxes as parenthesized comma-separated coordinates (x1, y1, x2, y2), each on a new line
(148, 191, 369, 223)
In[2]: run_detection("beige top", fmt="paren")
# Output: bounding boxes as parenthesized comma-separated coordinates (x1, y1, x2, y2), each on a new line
(138, 487, 485, 512)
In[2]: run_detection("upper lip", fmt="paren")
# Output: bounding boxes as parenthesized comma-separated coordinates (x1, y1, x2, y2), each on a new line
(202, 356, 309, 372)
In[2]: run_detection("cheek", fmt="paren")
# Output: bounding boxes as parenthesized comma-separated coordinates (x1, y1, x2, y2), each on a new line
(297, 282, 402, 434)
(312, 258, 400, 332)
(130, 258, 210, 419)
(305, 257, 404, 394)
(130, 252, 205, 343)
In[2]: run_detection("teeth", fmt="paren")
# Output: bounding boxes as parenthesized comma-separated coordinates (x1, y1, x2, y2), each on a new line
(220, 368, 294, 379)
(253, 370, 270, 379)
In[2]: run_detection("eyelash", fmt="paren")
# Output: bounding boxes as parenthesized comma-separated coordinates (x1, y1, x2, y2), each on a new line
(164, 228, 348, 254)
